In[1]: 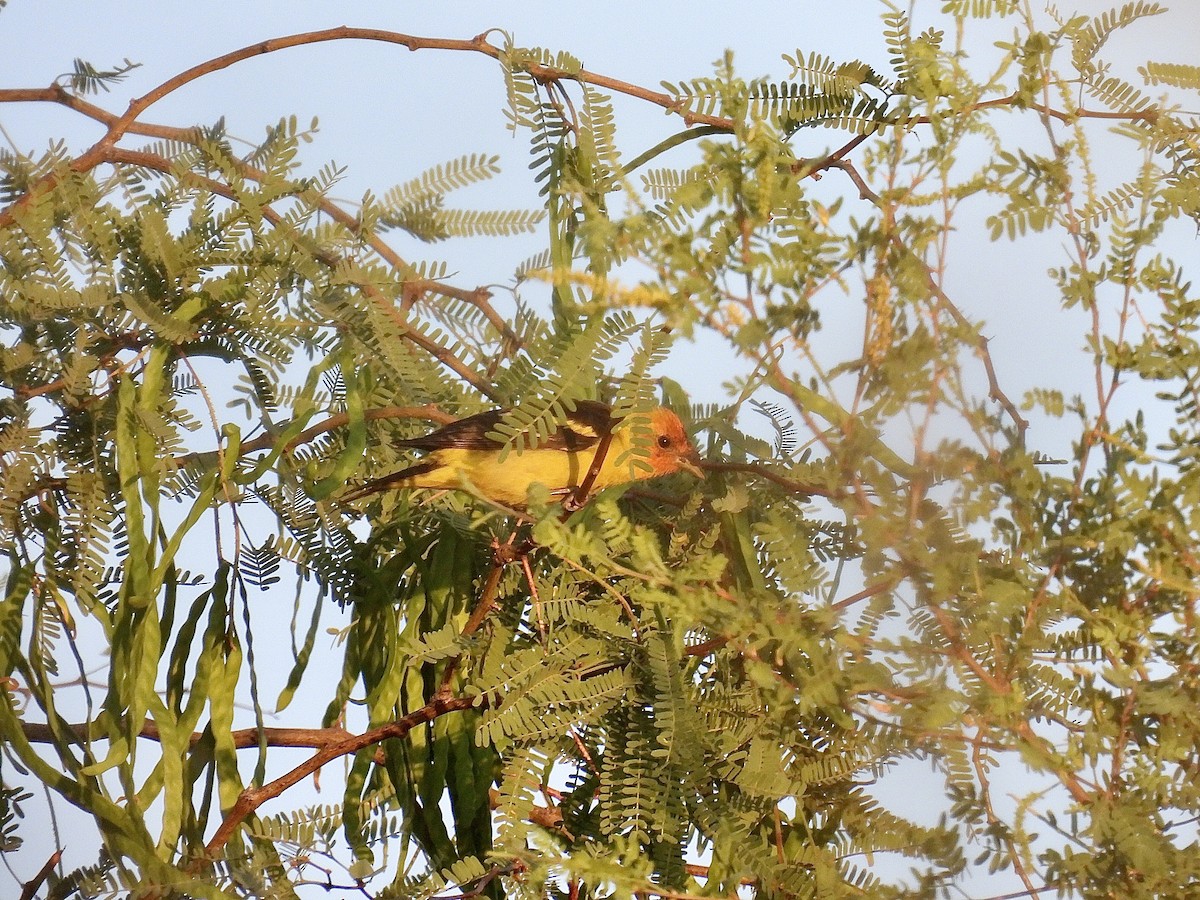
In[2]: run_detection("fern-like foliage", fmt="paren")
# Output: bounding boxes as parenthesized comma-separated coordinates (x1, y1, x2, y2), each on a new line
(750, 79, 890, 135)
(1085, 73, 1155, 114)
(941, 0, 1020, 16)
(4, 7, 1200, 899)
(64, 56, 140, 94)
(374, 153, 544, 242)
(1139, 61, 1200, 90)
(1071, 2, 1166, 78)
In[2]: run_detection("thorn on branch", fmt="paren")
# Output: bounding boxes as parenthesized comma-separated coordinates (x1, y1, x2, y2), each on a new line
(19, 849, 63, 900)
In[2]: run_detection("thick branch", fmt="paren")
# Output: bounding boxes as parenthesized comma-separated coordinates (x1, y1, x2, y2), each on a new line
(20, 718, 355, 751)
(0, 84, 199, 140)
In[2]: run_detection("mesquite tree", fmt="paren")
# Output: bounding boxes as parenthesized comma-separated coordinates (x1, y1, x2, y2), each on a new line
(2, 3, 1199, 898)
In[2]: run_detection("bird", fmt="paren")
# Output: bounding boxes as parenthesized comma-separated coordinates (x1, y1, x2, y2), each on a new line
(344, 400, 703, 508)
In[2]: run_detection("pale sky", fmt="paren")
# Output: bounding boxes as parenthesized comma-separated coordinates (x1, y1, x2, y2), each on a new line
(4, 1, 1193, 409)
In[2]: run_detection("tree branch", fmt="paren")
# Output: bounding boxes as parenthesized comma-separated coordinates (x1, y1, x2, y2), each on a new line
(823, 155, 1029, 443)
(832, 576, 898, 611)
(434, 544, 513, 700)
(20, 718, 356, 751)
(19, 849, 63, 900)
(0, 26, 734, 231)
(700, 461, 840, 499)
(909, 242, 1029, 444)
(99, 145, 502, 399)
(175, 404, 454, 469)
(199, 693, 481, 861)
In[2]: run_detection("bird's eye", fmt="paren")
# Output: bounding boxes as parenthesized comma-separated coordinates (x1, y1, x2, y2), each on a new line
(657, 435, 672, 449)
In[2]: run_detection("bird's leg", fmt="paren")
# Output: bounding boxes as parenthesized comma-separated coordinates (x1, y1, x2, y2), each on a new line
(496, 528, 546, 643)
(520, 551, 548, 644)
(564, 427, 616, 512)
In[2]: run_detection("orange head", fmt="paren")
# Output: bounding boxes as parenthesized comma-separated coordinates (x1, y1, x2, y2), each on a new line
(644, 408, 704, 478)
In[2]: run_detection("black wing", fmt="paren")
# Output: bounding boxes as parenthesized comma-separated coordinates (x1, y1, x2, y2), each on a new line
(397, 409, 507, 452)
(398, 401, 614, 453)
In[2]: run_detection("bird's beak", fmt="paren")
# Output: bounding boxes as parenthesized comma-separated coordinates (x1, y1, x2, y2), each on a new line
(678, 450, 705, 479)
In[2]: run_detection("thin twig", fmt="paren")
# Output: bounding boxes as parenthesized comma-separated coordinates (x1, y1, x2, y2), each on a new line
(176, 404, 453, 469)
(109, 145, 500, 399)
(831, 576, 898, 611)
(700, 461, 840, 499)
(971, 726, 1041, 898)
(829, 153, 1029, 443)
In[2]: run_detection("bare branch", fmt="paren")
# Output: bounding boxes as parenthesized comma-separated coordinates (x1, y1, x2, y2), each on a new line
(0, 26, 733, 231)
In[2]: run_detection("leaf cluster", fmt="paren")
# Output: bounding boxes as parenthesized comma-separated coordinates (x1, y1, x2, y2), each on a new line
(2, 5, 1200, 899)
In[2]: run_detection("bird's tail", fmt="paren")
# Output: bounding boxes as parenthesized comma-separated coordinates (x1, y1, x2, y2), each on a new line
(341, 460, 441, 503)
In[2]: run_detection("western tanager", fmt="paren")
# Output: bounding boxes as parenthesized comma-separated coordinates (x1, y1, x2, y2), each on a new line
(345, 400, 702, 507)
